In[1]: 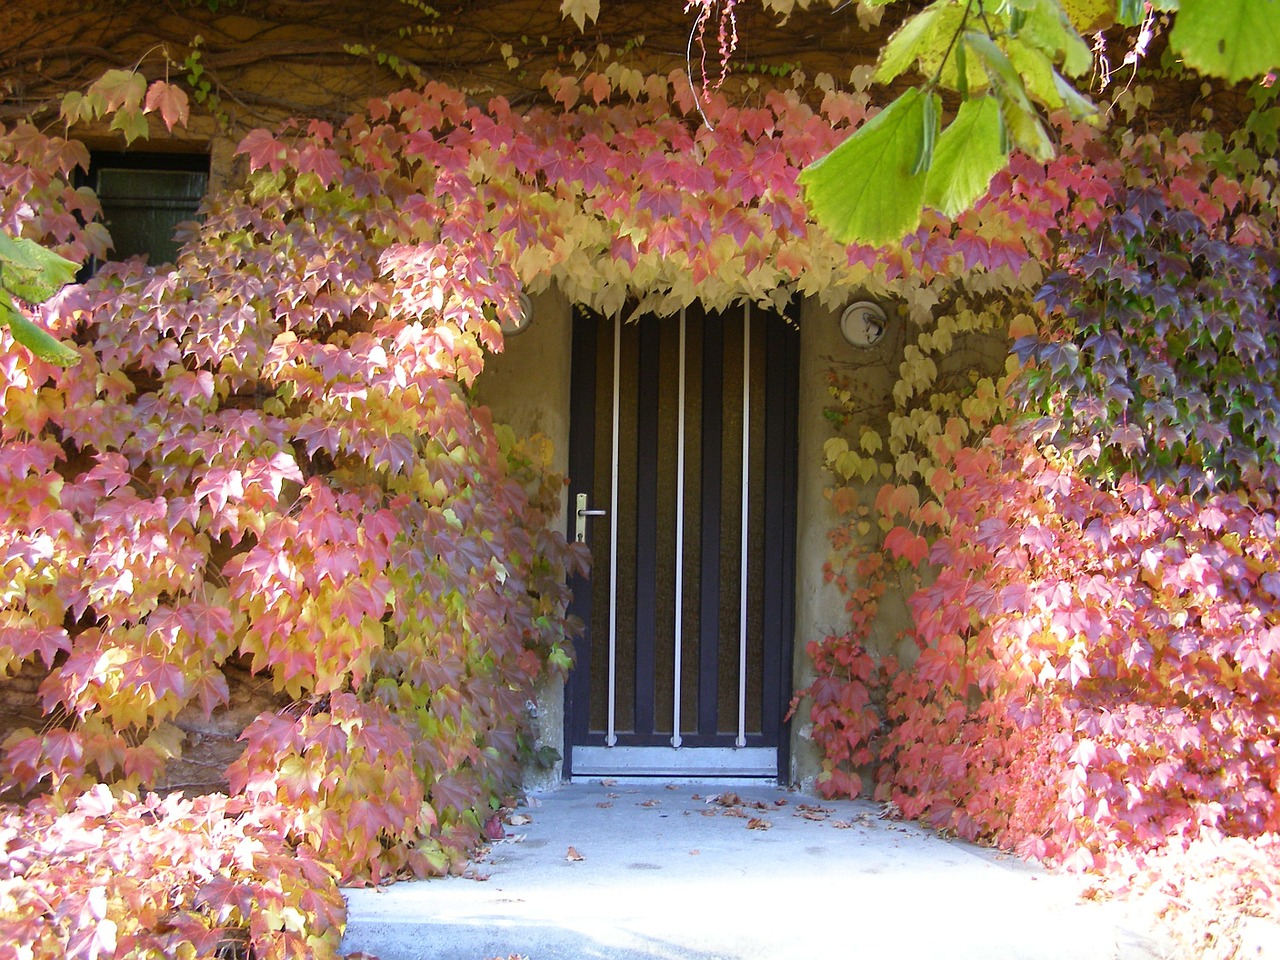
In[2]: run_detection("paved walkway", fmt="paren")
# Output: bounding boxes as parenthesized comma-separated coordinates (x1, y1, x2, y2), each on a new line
(342, 781, 1173, 960)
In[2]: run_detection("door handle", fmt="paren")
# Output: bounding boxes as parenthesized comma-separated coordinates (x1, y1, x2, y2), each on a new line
(575, 492, 606, 543)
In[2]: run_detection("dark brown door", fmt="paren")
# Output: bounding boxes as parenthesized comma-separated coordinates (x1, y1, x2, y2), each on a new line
(565, 302, 798, 778)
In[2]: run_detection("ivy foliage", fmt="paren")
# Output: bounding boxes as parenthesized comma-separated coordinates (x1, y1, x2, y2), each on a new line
(597, 0, 1279, 245)
(1019, 187, 1280, 493)
(0, 14, 1277, 952)
(803, 74, 1280, 956)
(1, 787, 347, 960)
(0, 81, 586, 890)
(0, 57, 1071, 936)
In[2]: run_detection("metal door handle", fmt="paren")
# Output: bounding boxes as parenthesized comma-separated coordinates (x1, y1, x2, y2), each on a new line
(575, 492, 606, 542)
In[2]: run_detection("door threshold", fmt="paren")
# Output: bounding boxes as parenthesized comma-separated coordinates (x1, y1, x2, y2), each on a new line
(570, 745, 777, 779)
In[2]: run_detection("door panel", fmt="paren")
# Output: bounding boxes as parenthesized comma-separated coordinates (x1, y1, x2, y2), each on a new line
(566, 302, 798, 778)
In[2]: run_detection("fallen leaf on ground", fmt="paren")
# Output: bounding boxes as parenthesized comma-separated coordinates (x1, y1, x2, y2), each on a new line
(797, 803, 833, 814)
(640, 799, 660, 807)
(722, 807, 748, 819)
(665, 783, 679, 790)
(700, 809, 717, 817)
(774, 798, 788, 806)
(831, 820, 853, 829)
(606, 792, 620, 799)
(689, 849, 700, 855)
(691, 794, 703, 801)
(747, 817, 771, 830)
(507, 813, 533, 826)
(797, 809, 828, 822)
(600, 778, 617, 786)
(596, 801, 614, 808)
(715, 792, 741, 807)
(566, 846, 585, 862)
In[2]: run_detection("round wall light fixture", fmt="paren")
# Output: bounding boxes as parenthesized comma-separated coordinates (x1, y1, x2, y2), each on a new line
(840, 300, 887, 348)
(500, 293, 534, 336)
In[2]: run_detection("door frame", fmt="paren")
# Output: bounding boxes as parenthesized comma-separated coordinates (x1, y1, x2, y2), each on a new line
(563, 301, 800, 780)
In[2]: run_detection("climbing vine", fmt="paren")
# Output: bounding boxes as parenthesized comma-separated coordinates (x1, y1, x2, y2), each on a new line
(801, 77, 1280, 955)
(0, 17, 1276, 952)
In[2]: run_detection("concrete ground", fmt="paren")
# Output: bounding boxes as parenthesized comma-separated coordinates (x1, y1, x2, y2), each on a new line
(341, 780, 1179, 960)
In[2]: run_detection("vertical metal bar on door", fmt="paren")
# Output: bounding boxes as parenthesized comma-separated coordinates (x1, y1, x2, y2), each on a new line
(671, 308, 687, 749)
(606, 312, 621, 747)
(737, 304, 750, 748)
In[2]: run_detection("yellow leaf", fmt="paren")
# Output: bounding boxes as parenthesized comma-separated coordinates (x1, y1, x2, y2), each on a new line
(560, 0, 600, 31)
(837, 450, 863, 481)
(823, 436, 850, 464)
(1008, 312, 1038, 339)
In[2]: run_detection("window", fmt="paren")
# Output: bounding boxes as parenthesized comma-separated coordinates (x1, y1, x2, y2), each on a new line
(84, 152, 210, 271)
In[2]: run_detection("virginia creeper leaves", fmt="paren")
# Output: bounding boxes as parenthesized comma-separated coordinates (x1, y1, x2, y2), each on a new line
(0, 791, 348, 960)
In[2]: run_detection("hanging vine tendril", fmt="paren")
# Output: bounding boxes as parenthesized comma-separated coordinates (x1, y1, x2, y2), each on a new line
(685, 0, 740, 114)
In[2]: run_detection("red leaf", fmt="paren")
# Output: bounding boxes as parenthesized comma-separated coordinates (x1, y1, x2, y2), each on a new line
(143, 81, 190, 131)
(884, 526, 929, 566)
(237, 129, 289, 173)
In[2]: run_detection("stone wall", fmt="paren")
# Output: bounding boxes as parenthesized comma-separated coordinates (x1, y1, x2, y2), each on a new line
(0, 658, 286, 798)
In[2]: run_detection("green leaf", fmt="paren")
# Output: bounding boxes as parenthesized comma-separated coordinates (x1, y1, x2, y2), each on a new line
(109, 107, 150, 146)
(875, 4, 943, 84)
(1017, 0, 1094, 77)
(924, 95, 1009, 217)
(914, 91, 940, 176)
(1006, 38, 1063, 107)
(1117, 0, 1146, 25)
(0, 231, 80, 304)
(1052, 69, 1100, 120)
(967, 31, 1055, 160)
(89, 69, 147, 113)
(1169, 0, 1280, 84)
(0, 291, 80, 367)
(799, 87, 931, 246)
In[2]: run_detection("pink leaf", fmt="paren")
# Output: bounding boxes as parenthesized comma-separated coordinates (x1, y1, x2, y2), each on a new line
(884, 526, 929, 567)
(143, 81, 190, 131)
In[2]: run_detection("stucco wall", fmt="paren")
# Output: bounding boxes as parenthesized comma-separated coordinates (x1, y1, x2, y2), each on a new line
(789, 294, 915, 789)
(472, 286, 574, 789)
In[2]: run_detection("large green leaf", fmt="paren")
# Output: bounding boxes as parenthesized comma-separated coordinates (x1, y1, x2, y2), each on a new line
(967, 31, 1055, 160)
(799, 87, 932, 246)
(924, 95, 1009, 217)
(875, 3, 945, 84)
(1170, 0, 1280, 83)
(1018, 0, 1094, 77)
(0, 231, 80, 305)
(0, 290, 80, 367)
